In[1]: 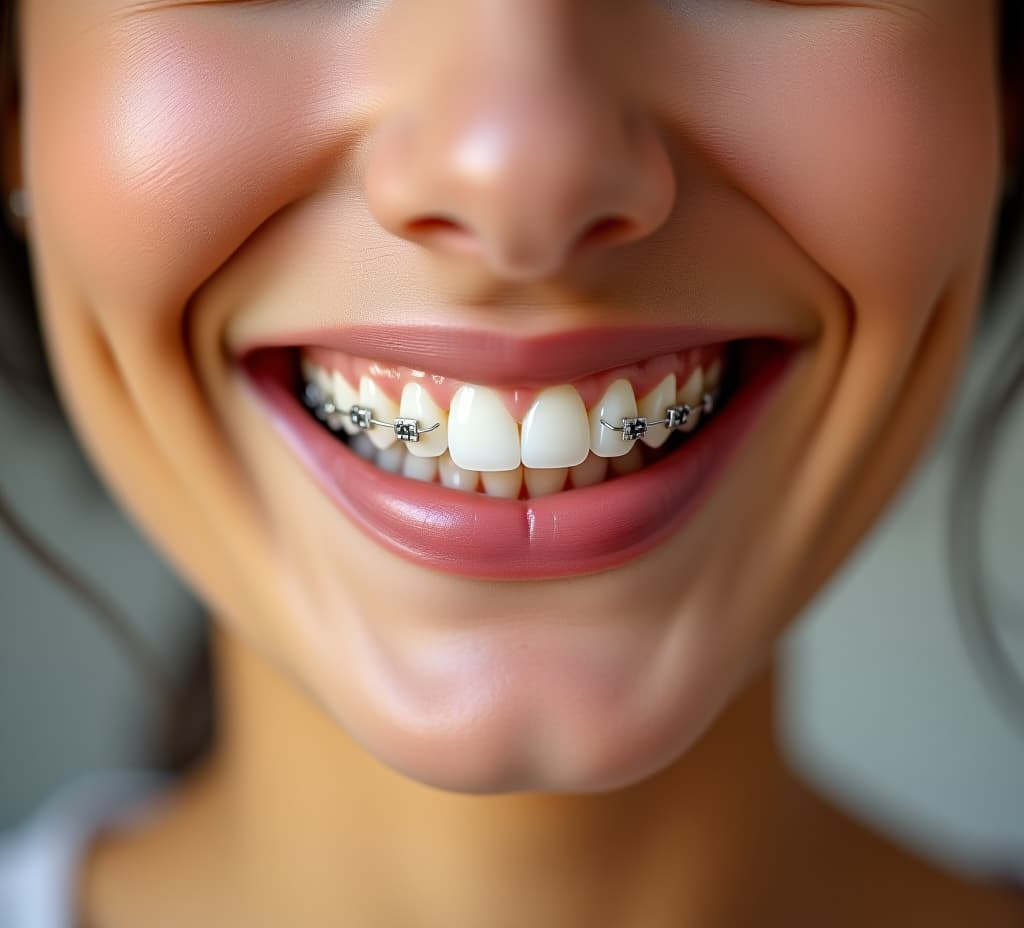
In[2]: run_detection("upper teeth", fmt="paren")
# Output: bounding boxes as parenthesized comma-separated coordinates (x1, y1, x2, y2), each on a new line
(300, 353, 724, 474)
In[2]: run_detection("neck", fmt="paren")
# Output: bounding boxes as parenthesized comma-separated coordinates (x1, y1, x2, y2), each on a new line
(180, 623, 816, 926)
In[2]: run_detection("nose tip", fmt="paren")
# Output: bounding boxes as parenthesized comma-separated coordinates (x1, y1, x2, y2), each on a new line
(364, 84, 677, 283)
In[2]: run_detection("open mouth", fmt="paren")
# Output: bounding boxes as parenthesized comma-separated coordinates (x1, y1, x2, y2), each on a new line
(239, 328, 798, 579)
(296, 343, 728, 498)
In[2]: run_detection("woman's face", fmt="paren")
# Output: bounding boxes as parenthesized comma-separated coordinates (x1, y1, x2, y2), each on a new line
(15, 1, 1003, 791)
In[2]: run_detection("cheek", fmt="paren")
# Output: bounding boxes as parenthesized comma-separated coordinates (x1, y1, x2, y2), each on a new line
(656, 8, 1001, 326)
(24, 8, 369, 323)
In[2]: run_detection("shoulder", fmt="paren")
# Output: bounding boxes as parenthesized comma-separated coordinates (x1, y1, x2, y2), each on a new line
(0, 771, 172, 928)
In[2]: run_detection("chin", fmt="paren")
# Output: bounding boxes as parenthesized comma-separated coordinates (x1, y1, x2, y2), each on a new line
(301, 597, 754, 795)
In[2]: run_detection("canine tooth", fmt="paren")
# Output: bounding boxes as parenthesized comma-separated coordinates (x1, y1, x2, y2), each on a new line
(524, 466, 567, 498)
(448, 385, 521, 472)
(351, 432, 377, 462)
(638, 374, 676, 449)
(438, 451, 480, 492)
(481, 467, 523, 499)
(400, 382, 448, 458)
(520, 385, 589, 469)
(331, 371, 361, 435)
(300, 356, 323, 392)
(569, 453, 608, 489)
(402, 453, 438, 483)
(359, 376, 400, 450)
(375, 442, 406, 474)
(609, 443, 644, 476)
(704, 358, 723, 391)
(676, 368, 703, 433)
(310, 359, 332, 394)
(589, 379, 638, 458)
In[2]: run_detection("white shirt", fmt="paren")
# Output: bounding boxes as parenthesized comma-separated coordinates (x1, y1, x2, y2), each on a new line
(0, 771, 171, 928)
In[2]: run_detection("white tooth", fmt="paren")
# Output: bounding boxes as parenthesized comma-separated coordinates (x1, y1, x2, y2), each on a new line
(520, 385, 590, 469)
(569, 453, 608, 489)
(359, 375, 400, 450)
(676, 368, 704, 433)
(481, 467, 523, 499)
(448, 385, 521, 472)
(704, 357, 723, 392)
(402, 453, 438, 483)
(301, 356, 321, 387)
(375, 442, 406, 474)
(331, 371, 361, 435)
(524, 466, 567, 498)
(351, 432, 377, 462)
(638, 374, 676, 449)
(609, 443, 644, 476)
(400, 382, 449, 458)
(589, 379, 638, 458)
(304, 359, 333, 415)
(438, 451, 479, 492)
(311, 361, 332, 395)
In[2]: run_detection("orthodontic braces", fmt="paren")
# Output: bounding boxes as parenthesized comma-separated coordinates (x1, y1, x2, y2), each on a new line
(599, 391, 717, 441)
(304, 378, 720, 446)
(302, 381, 440, 443)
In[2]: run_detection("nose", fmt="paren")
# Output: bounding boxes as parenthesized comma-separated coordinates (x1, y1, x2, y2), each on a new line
(363, 3, 677, 283)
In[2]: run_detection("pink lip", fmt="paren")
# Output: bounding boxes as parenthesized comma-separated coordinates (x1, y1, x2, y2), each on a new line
(234, 323, 788, 386)
(239, 338, 798, 580)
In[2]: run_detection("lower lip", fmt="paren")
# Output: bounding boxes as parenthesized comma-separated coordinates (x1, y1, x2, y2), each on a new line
(241, 341, 797, 580)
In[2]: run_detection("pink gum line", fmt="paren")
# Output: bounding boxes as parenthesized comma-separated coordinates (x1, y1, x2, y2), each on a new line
(303, 343, 727, 421)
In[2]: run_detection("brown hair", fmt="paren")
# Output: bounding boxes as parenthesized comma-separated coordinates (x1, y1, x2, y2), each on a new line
(0, 2, 1021, 774)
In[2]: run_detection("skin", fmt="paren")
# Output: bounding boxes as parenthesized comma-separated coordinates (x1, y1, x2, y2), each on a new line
(6, 0, 1024, 923)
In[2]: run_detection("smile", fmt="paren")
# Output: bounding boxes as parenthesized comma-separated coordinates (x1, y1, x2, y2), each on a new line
(239, 327, 799, 579)
(296, 344, 726, 498)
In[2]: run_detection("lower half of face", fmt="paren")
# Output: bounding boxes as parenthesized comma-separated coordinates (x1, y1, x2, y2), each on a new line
(19, 0, 1003, 792)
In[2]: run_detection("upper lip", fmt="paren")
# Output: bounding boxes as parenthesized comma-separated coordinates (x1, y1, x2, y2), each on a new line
(236, 323, 797, 385)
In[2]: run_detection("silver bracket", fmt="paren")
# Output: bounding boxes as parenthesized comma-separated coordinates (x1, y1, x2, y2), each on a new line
(302, 386, 439, 442)
(600, 392, 716, 441)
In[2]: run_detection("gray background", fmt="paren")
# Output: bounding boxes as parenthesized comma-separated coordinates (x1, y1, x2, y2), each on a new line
(2, 281, 1023, 880)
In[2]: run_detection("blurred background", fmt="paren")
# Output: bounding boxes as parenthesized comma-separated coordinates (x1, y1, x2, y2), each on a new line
(1, 275, 1023, 880)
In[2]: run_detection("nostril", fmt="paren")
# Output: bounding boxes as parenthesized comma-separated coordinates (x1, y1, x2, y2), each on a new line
(408, 216, 461, 236)
(578, 215, 638, 250)
(406, 216, 481, 256)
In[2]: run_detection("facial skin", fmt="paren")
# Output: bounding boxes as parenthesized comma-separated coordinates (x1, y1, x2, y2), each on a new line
(14, 1, 1003, 794)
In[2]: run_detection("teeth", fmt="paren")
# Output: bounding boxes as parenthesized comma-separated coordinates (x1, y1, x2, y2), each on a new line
(520, 385, 590, 469)
(351, 432, 377, 462)
(438, 451, 480, 492)
(400, 382, 448, 458)
(524, 466, 568, 498)
(569, 452, 608, 489)
(676, 368, 704, 433)
(448, 385, 521, 472)
(402, 453, 438, 483)
(589, 379, 638, 458)
(330, 372, 361, 436)
(360, 376, 400, 450)
(610, 443, 644, 476)
(481, 467, 523, 499)
(302, 347, 728, 495)
(303, 358, 333, 400)
(375, 442, 406, 474)
(704, 358, 722, 392)
(638, 374, 676, 449)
